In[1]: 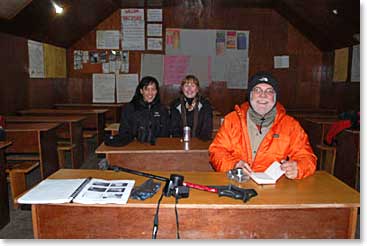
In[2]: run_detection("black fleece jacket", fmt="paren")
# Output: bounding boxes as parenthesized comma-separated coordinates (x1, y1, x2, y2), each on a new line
(170, 96, 213, 141)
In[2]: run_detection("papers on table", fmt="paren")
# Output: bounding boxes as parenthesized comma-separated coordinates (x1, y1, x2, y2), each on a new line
(17, 178, 135, 205)
(250, 161, 285, 185)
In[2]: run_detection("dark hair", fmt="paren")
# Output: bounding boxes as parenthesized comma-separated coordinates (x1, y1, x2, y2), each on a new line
(131, 76, 160, 105)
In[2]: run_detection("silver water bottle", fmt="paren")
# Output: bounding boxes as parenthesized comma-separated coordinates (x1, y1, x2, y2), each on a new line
(183, 126, 191, 142)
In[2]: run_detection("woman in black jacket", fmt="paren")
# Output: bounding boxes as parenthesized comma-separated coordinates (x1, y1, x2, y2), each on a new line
(170, 75, 213, 141)
(115, 76, 170, 146)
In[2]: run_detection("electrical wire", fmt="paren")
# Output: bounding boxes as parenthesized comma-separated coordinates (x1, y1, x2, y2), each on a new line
(175, 196, 180, 239)
(152, 193, 164, 239)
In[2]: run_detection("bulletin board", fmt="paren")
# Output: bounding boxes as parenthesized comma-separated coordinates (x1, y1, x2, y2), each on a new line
(141, 28, 250, 89)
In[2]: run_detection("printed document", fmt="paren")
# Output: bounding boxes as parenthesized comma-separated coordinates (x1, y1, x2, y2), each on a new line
(250, 161, 285, 184)
(17, 178, 135, 205)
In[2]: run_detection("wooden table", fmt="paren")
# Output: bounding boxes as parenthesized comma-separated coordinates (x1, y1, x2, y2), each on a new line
(30, 169, 360, 239)
(5, 123, 61, 179)
(6, 115, 86, 168)
(17, 108, 107, 145)
(54, 103, 124, 124)
(96, 137, 213, 171)
(0, 141, 12, 229)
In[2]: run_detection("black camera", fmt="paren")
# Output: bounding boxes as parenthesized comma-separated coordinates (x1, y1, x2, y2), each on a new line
(163, 174, 189, 199)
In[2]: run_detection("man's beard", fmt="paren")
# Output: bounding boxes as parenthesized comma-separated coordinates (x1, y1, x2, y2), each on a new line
(250, 98, 275, 116)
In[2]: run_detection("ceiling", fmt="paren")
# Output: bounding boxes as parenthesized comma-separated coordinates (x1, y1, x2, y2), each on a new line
(0, 0, 360, 51)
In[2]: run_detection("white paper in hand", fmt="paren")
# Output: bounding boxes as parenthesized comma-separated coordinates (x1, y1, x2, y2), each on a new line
(250, 161, 285, 184)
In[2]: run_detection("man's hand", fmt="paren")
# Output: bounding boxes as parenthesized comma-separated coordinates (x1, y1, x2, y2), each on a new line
(234, 160, 252, 176)
(280, 159, 298, 179)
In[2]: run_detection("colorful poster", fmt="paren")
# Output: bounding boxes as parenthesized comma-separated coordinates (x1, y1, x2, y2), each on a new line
(166, 29, 180, 49)
(226, 31, 236, 49)
(237, 31, 247, 50)
(216, 31, 225, 55)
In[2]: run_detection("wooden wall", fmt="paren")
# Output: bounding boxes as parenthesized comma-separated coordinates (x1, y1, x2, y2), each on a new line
(67, 5, 328, 115)
(0, 3, 359, 115)
(0, 32, 68, 115)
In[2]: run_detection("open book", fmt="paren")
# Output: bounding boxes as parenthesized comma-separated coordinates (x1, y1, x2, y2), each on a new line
(250, 161, 285, 184)
(17, 178, 135, 205)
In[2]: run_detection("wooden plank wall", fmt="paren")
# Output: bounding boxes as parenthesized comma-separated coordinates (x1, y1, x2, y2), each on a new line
(67, 6, 325, 115)
(0, 3, 360, 115)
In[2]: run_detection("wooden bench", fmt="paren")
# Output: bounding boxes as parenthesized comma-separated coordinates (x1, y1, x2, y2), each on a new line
(6, 161, 40, 208)
(57, 142, 77, 169)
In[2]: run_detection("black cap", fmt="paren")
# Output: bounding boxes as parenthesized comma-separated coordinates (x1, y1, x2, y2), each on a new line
(247, 72, 279, 99)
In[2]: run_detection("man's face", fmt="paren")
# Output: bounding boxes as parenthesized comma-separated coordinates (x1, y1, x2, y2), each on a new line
(140, 83, 157, 103)
(182, 80, 199, 98)
(250, 83, 276, 115)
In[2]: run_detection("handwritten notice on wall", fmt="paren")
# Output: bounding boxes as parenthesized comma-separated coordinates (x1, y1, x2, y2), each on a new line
(121, 9, 145, 50)
(96, 30, 120, 49)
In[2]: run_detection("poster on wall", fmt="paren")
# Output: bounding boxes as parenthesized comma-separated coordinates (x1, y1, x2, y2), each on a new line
(92, 74, 116, 103)
(116, 74, 139, 103)
(351, 45, 360, 82)
(121, 9, 145, 50)
(96, 30, 120, 49)
(28, 40, 45, 78)
(147, 9, 162, 22)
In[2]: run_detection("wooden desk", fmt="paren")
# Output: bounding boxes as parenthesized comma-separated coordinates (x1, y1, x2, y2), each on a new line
(54, 103, 124, 124)
(6, 115, 86, 168)
(334, 129, 360, 189)
(17, 108, 107, 145)
(96, 137, 213, 171)
(5, 123, 60, 179)
(30, 169, 360, 239)
(0, 141, 12, 229)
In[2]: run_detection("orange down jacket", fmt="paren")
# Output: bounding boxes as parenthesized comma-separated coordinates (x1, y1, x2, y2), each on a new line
(209, 102, 316, 179)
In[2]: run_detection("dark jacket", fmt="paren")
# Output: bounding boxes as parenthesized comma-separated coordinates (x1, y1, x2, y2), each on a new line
(170, 95, 213, 141)
(117, 98, 170, 146)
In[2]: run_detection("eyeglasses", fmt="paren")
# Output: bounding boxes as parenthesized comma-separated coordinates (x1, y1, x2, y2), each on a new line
(252, 87, 275, 97)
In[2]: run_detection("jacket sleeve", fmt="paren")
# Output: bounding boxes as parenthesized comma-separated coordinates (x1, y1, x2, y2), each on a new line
(157, 106, 170, 137)
(169, 106, 182, 137)
(117, 104, 135, 145)
(288, 120, 317, 179)
(197, 101, 213, 141)
(209, 115, 242, 172)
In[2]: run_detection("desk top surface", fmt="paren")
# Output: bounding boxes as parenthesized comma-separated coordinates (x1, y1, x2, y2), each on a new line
(46, 169, 359, 208)
(96, 137, 212, 153)
(5, 122, 61, 131)
(6, 115, 86, 123)
(18, 108, 108, 115)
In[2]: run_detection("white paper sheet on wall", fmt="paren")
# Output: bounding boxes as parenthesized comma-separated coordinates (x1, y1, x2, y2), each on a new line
(224, 50, 249, 89)
(96, 30, 120, 49)
(28, 40, 45, 78)
(147, 9, 162, 22)
(92, 74, 116, 103)
(187, 56, 211, 87)
(141, 54, 163, 84)
(121, 9, 145, 50)
(116, 74, 139, 103)
(351, 45, 360, 82)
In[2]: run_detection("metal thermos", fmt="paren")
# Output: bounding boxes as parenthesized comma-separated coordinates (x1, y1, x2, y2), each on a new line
(183, 126, 191, 142)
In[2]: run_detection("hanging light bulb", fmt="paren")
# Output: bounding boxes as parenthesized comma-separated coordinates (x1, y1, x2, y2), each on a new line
(52, 2, 64, 14)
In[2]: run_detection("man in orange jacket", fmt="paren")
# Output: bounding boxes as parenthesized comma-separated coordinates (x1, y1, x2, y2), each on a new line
(209, 72, 316, 179)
